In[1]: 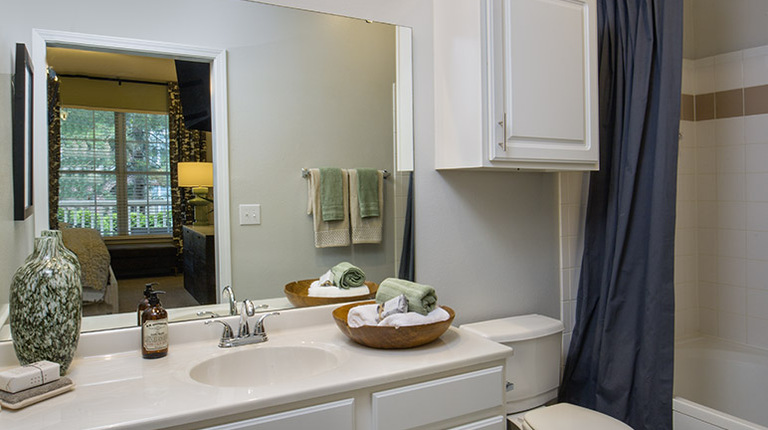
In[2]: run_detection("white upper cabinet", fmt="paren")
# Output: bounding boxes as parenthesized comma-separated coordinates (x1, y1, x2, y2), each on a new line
(435, 0, 599, 171)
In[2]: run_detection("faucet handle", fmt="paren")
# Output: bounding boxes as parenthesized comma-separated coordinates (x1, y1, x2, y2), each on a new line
(205, 320, 234, 340)
(254, 312, 280, 336)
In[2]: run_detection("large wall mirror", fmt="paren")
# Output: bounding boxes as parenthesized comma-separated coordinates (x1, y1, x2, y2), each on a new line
(0, 0, 413, 340)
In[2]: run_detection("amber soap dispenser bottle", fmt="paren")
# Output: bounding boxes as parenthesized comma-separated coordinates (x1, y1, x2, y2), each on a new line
(141, 291, 168, 359)
(137, 282, 158, 326)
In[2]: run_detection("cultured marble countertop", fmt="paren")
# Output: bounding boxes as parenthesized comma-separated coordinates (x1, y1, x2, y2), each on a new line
(0, 303, 512, 430)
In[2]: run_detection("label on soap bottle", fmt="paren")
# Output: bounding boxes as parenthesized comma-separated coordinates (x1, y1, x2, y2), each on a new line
(142, 318, 169, 352)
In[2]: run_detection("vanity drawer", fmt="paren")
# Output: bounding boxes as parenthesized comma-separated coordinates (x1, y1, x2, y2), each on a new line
(371, 366, 504, 430)
(203, 398, 354, 430)
(448, 415, 506, 430)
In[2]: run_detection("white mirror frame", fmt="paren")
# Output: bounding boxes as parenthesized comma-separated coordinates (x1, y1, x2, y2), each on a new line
(30, 29, 232, 297)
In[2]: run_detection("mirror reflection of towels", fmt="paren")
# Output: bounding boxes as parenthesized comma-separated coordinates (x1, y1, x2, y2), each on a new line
(349, 169, 383, 244)
(356, 168, 380, 218)
(307, 169, 350, 248)
(319, 167, 344, 221)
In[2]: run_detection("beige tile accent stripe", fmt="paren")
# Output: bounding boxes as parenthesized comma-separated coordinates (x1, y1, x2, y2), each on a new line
(715, 89, 744, 118)
(745, 85, 768, 117)
(694, 93, 714, 121)
(683, 84, 768, 121)
(681, 94, 694, 121)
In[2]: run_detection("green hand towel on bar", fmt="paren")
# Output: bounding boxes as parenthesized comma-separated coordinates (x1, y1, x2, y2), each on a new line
(375, 278, 437, 315)
(356, 168, 380, 218)
(320, 167, 344, 222)
(331, 262, 366, 289)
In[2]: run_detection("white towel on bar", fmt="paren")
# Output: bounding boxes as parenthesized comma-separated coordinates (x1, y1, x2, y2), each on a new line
(307, 168, 351, 248)
(348, 169, 383, 244)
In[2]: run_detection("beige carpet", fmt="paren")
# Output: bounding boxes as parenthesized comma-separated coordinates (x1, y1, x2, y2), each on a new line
(117, 275, 200, 313)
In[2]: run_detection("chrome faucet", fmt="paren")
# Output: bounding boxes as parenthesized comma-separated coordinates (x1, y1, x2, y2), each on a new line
(222, 285, 237, 316)
(206, 306, 281, 348)
(238, 299, 255, 337)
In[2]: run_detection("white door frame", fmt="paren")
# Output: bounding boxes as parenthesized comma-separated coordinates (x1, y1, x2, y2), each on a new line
(31, 29, 232, 295)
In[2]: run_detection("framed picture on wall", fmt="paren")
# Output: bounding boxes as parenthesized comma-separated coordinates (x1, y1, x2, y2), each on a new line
(13, 43, 34, 221)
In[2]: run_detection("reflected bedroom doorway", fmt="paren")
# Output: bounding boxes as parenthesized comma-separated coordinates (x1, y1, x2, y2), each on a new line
(46, 47, 215, 316)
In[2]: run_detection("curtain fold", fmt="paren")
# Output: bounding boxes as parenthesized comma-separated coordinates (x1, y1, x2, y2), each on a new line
(48, 70, 61, 230)
(168, 82, 208, 269)
(558, 1, 683, 429)
(398, 171, 415, 281)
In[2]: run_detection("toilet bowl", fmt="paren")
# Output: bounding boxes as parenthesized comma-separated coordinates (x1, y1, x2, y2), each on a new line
(460, 315, 632, 430)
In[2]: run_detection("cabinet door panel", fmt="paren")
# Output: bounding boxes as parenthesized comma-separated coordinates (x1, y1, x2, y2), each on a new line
(493, 0, 598, 166)
(448, 415, 506, 430)
(371, 366, 504, 430)
(202, 399, 354, 430)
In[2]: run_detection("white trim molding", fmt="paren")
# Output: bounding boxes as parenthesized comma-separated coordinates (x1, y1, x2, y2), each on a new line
(30, 29, 232, 292)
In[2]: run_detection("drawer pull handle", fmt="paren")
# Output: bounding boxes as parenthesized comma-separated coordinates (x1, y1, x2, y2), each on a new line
(506, 382, 514, 392)
(497, 117, 507, 151)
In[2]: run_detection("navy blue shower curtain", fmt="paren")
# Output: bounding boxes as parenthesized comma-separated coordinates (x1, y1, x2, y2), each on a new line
(558, 1, 683, 429)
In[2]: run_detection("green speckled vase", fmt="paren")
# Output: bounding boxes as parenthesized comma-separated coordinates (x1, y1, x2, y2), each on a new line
(10, 236, 82, 375)
(41, 230, 82, 275)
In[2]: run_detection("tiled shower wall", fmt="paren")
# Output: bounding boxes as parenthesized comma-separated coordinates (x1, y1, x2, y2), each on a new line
(558, 172, 588, 361)
(675, 45, 768, 348)
(675, 59, 699, 339)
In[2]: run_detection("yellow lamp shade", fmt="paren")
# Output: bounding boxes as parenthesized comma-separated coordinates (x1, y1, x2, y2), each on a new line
(178, 162, 213, 188)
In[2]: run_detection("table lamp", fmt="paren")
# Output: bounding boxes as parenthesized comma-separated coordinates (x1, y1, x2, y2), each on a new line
(178, 162, 213, 226)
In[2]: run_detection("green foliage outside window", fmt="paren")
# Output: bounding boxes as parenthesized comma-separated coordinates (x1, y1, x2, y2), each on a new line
(58, 108, 172, 236)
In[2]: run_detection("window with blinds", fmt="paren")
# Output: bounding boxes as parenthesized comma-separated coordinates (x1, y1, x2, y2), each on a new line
(58, 108, 172, 237)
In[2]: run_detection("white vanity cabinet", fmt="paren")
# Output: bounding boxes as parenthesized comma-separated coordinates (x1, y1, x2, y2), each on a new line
(201, 399, 354, 430)
(197, 365, 506, 430)
(371, 366, 505, 430)
(434, 0, 599, 171)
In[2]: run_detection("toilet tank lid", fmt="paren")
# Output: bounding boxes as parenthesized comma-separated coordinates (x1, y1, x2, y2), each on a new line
(460, 314, 564, 343)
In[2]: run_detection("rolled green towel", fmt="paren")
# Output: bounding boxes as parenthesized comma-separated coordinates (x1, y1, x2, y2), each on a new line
(376, 278, 437, 315)
(331, 262, 366, 289)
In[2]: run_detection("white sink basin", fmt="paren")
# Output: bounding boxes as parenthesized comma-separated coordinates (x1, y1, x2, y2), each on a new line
(189, 345, 341, 387)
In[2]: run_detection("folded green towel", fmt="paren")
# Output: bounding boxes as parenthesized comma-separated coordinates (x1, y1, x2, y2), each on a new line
(356, 168, 380, 218)
(331, 262, 366, 289)
(320, 167, 344, 222)
(375, 278, 437, 315)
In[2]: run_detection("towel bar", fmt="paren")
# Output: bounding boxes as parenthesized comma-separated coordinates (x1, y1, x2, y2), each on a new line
(301, 168, 390, 179)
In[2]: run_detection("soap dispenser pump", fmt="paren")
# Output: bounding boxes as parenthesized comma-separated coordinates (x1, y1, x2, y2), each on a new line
(137, 282, 158, 326)
(141, 291, 168, 359)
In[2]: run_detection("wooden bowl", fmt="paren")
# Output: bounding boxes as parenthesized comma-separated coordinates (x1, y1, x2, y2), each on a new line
(284, 279, 378, 308)
(332, 301, 455, 349)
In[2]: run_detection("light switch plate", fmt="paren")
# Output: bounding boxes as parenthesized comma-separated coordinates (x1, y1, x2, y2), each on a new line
(239, 204, 261, 225)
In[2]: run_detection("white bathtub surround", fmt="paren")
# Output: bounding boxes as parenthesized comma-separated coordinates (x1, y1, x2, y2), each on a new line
(675, 45, 768, 348)
(0, 303, 510, 430)
(674, 336, 768, 430)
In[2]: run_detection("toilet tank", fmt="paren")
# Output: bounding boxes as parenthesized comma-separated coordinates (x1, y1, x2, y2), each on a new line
(460, 314, 564, 414)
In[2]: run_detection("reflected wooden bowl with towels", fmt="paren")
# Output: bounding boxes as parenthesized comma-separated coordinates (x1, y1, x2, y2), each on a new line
(284, 279, 378, 307)
(332, 301, 455, 349)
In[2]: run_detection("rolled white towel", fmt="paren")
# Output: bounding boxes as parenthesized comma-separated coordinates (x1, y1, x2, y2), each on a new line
(377, 294, 408, 320)
(378, 306, 451, 328)
(308, 281, 370, 298)
(319, 270, 334, 286)
(347, 304, 380, 328)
